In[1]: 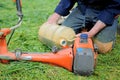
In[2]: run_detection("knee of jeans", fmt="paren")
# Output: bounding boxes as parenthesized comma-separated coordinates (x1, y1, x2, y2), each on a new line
(93, 39, 113, 54)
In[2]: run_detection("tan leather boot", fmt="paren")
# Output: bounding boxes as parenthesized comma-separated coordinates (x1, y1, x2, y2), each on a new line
(94, 39, 113, 54)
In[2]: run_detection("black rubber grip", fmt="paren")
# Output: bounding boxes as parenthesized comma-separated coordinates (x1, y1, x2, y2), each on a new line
(16, 0, 23, 17)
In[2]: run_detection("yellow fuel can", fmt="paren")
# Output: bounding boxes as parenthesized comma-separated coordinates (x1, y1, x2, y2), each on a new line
(38, 23, 76, 49)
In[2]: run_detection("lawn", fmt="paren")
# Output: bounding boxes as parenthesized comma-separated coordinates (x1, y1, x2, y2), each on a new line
(0, 0, 120, 80)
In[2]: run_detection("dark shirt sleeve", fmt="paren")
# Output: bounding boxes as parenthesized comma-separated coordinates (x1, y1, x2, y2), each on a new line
(98, 0, 120, 25)
(54, 0, 76, 16)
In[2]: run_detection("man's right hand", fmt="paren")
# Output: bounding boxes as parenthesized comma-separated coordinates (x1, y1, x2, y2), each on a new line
(47, 13, 61, 24)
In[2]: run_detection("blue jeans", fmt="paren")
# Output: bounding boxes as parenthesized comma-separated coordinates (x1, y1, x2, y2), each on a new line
(62, 7, 118, 43)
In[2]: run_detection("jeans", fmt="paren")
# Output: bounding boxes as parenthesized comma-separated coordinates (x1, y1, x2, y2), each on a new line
(62, 7, 118, 43)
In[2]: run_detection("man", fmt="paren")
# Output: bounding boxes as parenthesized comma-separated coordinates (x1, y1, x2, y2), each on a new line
(46, 0, 120, 53)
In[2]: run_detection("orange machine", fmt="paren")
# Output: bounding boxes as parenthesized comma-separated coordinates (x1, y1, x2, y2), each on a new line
(0, 27, 97, 75)
(0, 0, 97, 76)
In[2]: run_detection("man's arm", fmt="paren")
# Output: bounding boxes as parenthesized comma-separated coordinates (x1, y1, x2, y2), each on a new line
(77, 0, 120, 37)
(88, 20, 106, 37)
(46, 0, 76, 24)
(87, 0, 120, 37)
(76, 20, 106, 37)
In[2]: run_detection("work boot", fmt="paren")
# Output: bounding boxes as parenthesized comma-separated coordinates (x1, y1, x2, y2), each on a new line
(94, 39, 113, 54)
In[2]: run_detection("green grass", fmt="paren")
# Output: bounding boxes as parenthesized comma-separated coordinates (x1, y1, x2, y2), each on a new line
(0, 0, 120, 80)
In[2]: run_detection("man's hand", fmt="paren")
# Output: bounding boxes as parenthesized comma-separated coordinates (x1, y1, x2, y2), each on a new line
(47, 13, 61, 24)
(76, 32, 93, 38)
